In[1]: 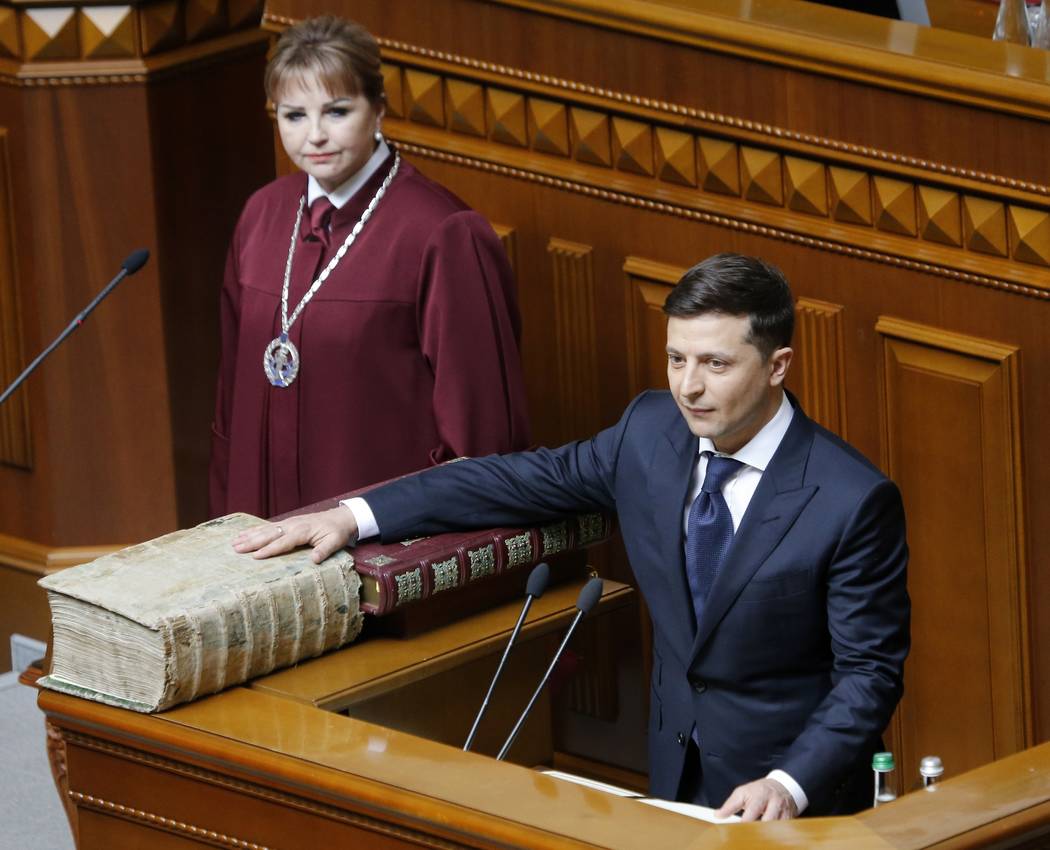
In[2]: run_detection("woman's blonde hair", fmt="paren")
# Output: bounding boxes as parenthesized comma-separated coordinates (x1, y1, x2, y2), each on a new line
(265, 16, 384, 106)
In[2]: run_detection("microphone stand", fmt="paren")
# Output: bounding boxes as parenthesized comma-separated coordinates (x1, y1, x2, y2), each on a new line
(0, 249, 149, 406)
(496, 576, 603, 761)
(463, 562, 550, 752)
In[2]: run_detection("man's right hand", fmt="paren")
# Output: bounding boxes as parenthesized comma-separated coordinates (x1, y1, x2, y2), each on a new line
(232, 506, 359, 564)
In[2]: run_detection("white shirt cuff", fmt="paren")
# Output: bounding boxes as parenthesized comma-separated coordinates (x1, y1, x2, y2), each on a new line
(767, 769, 808, 815)
(339, 497, 379, 543)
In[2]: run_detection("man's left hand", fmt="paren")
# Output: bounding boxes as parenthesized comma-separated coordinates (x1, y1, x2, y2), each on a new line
(716, 778, 798, 821)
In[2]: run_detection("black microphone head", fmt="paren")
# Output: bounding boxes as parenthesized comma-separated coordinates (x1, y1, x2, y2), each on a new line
(525, 562, 550, 598)
(575, 576, 604, 614)
(121, 249, 150, 275)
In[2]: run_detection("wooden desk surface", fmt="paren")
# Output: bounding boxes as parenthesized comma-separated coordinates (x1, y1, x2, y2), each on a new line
(253, 577, 636, 711)
(43, 676, 1050, 849)
(35, 578, 1050, 849)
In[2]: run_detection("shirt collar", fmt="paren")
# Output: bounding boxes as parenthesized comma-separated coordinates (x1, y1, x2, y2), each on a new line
(306, 139, 391, 209)
(697, 391, 794, 472)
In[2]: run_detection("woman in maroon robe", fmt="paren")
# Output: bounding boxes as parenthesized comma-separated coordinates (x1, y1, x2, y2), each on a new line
(210, 17, 530, 517)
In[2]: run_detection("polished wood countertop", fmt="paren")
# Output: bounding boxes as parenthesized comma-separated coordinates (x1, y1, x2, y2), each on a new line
(484, 0, 1050, 115)
(36, 578, 1050, 849)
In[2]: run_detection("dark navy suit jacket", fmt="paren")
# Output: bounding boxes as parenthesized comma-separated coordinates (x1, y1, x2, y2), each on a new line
(367, 391, 910, 814)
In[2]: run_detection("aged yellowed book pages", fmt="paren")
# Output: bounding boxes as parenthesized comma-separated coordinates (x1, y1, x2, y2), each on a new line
(38, 513, 362, 712)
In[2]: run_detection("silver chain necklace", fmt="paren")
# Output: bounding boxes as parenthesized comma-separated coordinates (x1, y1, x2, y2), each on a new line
(263, 152, 401, 387)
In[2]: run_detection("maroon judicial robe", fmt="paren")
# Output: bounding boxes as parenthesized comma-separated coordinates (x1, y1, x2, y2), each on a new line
(209, 153, 531, 517)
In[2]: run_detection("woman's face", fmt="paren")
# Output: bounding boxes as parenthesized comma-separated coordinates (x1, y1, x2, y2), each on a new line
(274, 73, 384, 193)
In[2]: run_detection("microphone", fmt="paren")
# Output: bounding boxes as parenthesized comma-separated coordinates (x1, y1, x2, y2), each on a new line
(0, 249, 150, 406)
(122, 249, 149, 275)
(463, 562, 550, 751)
(496, 576, 604, 761)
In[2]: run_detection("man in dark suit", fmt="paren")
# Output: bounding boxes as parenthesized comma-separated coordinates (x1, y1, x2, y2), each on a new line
(235, 253, 910, 820)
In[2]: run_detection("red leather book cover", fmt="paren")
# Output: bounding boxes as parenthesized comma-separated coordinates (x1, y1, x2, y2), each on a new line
(274, 468, 614, 616)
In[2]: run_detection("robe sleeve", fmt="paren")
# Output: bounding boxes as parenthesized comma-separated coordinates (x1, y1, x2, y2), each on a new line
(417, 211, 531, 462)
(208, 226, 244, 517)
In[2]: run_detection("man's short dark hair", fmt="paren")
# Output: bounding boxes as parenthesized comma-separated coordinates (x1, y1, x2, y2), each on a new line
(662, 253, 795, 360)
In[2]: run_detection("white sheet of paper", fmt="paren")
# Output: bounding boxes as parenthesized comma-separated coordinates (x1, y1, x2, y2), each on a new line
(541, 769, 741, 822)
(541, 769, 643, 797)
(637, 796, 742, 823)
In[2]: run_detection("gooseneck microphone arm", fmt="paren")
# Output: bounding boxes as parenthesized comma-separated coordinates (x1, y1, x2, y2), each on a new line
(463, 562, 550, 752)
(0, 249, 150, 406)
(496, 576, 604, 761)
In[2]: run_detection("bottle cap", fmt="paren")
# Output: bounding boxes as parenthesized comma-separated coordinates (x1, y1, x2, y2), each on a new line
(919, 756, 944, 777)
(872, 751, 895, 771)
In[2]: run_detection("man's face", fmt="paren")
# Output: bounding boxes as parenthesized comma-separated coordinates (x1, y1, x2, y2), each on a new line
(666, 313, 792, 454)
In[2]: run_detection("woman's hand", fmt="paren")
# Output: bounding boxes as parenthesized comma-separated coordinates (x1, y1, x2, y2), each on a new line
(233, 506, 359, 564)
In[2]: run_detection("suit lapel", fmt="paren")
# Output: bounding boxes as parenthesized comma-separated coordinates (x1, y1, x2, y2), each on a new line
(647, 416, 701, 654)
(690, 407, 819, 658)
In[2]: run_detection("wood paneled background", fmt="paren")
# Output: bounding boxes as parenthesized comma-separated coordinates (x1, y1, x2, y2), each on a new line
(0, 0, 276, 670)
(4, 0, 1050, 792)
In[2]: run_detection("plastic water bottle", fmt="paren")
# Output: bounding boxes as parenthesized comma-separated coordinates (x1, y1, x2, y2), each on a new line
(994, 0, 1032, 44)
(1032, 0, 1050, 48)
(919, 755, 944, 790)
(872, 751, 897, 806)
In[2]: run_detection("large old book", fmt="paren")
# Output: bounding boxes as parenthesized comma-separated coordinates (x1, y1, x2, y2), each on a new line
(354, 512, 613, 615)
(38, 507, 614, 711)
(38, 513, 363, 712)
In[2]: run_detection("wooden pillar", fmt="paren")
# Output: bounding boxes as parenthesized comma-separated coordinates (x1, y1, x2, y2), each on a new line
(0, 0, 276, 670)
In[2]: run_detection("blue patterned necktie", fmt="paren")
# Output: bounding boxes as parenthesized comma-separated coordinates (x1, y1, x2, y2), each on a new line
(685, 453, 744, 627)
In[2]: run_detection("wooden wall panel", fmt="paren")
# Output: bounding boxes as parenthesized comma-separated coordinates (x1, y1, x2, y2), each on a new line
(794, 298, 847, 438)
(548, 238, 600, 441)
(624, 257, 678, 397)
(877, 317, 1028, 777)
(0, 5, 273, 672)
(0, 15, 273, 550)
(0, 127, 30, 469)
(147, 52, 275, 527)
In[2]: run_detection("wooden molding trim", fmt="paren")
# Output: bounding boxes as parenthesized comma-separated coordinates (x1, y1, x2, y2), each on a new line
(254, 40, 1050, 296)
(623, 257, 677, 400)
(0, 532, 122, 575)
(45, 719, 79, 843)
(794, 299, 847, 439)
(876, 317, 1031, 766)
(367, 38, 1050, 203)
(256, 14, 1050, 202)
(482, 0, 1050, 123)
(548, 237, 601, 441)
(0, 129, 30, 469)
(0, 26, 269, 87)
(491, 223, 518, 278)
(622, 257, 680, 287)
(396, 136, 1050, 302)
(62, 731, 489, 849)
(876, 316, 1023, 362)
(70, 791, 276, 850)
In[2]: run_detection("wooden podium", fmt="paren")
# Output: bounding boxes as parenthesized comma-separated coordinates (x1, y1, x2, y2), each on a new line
(5, 0, 1050, 803)
(34, 578, 1050, 849)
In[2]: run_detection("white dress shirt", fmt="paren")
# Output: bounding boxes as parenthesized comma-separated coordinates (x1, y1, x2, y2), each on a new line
(306, 138, 391, 209)
(683, 391, 793, 536)
(682, 392, 807, 814)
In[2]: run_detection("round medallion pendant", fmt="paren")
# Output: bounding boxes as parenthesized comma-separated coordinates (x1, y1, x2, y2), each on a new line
(263, 335, 300, 387)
